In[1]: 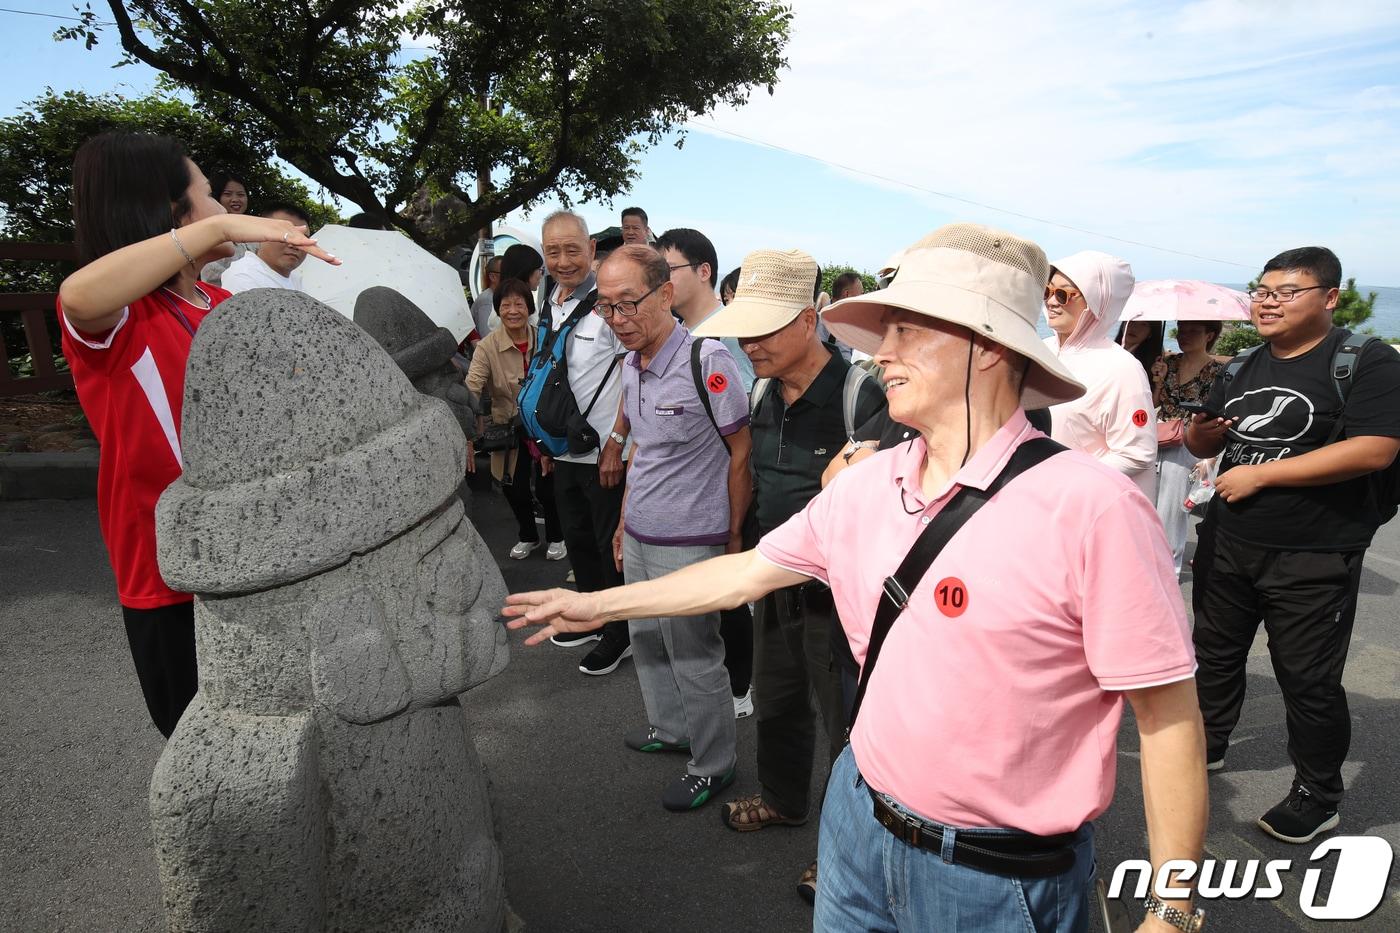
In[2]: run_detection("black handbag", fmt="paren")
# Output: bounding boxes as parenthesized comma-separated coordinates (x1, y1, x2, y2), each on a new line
(477, 420, 516, 453)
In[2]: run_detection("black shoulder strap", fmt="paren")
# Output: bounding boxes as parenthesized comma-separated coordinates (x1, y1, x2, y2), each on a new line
(580, 351, 621, 419)
(1325, 330, 1379, 444)
(534, 292, 598, 365)
(690, 337, 732, 453)
(1222, 343, 1261, 384)
(847, 436, 1067, 731)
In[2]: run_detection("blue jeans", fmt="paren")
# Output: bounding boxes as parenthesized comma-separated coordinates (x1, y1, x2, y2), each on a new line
(815, 747, 1096, 932)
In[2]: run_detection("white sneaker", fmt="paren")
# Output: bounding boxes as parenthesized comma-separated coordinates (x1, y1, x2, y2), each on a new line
(509, 541, 540, 560)
(733, 687, 754, 719)
(545, 541, 568, 561)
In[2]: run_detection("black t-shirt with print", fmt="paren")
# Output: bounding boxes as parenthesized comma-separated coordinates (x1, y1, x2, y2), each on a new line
(1204, 328, 1400, 551)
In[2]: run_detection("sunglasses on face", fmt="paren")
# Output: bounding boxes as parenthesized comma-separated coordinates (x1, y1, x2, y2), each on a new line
(1044, 285, 1081, 305)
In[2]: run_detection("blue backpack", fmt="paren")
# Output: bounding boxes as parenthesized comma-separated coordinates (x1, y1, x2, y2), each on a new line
(517, 295, 604, 457)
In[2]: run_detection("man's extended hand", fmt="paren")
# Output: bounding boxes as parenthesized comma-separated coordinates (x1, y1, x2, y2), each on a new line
(1214, 463, 1267, 503)
(599, 437, 625, 488)
(504, 589, 608, 646)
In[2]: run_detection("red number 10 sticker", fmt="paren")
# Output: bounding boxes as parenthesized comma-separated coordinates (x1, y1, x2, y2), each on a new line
(934, 577, 968, 617)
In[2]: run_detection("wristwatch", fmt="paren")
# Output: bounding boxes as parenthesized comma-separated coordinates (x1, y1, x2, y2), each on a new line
(608, 431, 627, 446)
(1143, 894, 1205, 931)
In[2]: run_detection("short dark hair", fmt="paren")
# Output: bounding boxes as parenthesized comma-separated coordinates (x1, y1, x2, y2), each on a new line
(603, 243, 669, 291)
(655, 228, 719, 287)
(493, 276, 536, 316)
(720, 267, 741, 298)
(1114, 321, 1164, 377)
(208, 170, 249, 201)
(73, 131, 193, 266)
(260, 201, 311, 227)
(500, 243, 543, 284)
(812, 264, 823, 303)
(486, 255, 503, 272)
(621, 206, 648, 225)
(1261, 246, 1341, 290)
(831, 272, 862, 300)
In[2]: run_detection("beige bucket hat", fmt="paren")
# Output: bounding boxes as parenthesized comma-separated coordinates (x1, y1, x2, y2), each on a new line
(692, 249, 817, 339)
(822, 223, 1085, 409)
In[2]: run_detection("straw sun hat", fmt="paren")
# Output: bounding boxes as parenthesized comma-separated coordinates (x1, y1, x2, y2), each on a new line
(692, 249, 818, 340)
(822, 223, 1085, 409)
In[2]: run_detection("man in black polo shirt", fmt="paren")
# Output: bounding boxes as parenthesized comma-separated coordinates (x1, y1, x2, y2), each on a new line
(1187, 246, 1400, 845)
(695, 249, 885, 903)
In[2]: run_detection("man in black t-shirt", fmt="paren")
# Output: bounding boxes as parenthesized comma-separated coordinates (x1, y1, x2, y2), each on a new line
(1186, 246, 1400, 845)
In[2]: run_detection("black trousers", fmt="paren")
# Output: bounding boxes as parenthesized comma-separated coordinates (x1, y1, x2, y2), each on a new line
(553, 459, 629, 646)
(122, 601, 199, 738)
(1192, 522, 1365, 804)
(720, 603, 753, 698)
(753, 584, 847, 819)
(502, 437, 562, 544)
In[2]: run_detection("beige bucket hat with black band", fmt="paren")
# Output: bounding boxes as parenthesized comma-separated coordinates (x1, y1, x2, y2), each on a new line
(821, 223, 1085, 409)
(692, 249, 817, 339)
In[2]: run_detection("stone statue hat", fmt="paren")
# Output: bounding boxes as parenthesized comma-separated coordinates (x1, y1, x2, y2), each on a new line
(352, 285, 460, 380)
(155, 290, 467, 594)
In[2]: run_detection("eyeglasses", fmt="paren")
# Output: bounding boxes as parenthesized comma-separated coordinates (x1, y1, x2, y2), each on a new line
(1247, 285, 1326, 303)
(667, 262, 699, 273)
(1044, 285, 1082, 305)
(595, 282, 663, 319)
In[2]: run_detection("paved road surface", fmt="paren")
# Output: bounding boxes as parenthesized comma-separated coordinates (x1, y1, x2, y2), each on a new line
(2, 485, 1397, 932)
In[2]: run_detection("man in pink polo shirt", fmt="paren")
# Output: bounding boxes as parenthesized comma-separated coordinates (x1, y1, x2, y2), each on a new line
(506, 223, 1208, 933)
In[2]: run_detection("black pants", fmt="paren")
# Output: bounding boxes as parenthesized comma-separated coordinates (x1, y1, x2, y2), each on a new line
(122, 601, 199, 738)
(1192, 522, 1365, 804)
(553, 459, 629, 646)
(502, 437, 562, 544)
(753, 584, 847, 819)
(720, 603, 753, 698)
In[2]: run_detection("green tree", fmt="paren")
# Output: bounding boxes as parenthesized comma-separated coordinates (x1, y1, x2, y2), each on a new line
(1212, 277, 1378, 357)
(820, 263, 878, 298)
(0, 89, 341, 293)
(60, 0, 792, 252)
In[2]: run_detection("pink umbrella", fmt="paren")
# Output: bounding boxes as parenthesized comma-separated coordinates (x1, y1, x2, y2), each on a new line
(1120, 280, 1251, 322)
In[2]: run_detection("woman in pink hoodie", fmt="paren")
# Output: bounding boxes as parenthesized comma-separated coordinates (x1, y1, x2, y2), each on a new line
(1043, 251, 1159, 498)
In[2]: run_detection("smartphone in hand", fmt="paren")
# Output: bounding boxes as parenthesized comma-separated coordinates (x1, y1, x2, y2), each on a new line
(1179, 402, 1226, 420)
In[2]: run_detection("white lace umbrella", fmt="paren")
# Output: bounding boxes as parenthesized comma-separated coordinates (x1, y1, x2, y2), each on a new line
(1120, 279, 1251, 322)
(300, 225, 473, 341)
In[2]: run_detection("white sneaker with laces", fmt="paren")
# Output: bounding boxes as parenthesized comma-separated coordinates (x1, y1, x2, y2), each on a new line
(509, 541, 540, 560)
(733, 687, 754, 719)
(545, 541, 568, 561)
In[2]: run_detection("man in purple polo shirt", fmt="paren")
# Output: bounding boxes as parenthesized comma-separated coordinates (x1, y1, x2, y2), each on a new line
(598, 244, 753, 811)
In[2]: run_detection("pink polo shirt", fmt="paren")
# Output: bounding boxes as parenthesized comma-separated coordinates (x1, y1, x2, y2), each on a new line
(757, 410, 1194, 835)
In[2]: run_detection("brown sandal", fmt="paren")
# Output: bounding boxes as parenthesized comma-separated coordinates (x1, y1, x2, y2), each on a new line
(720, 793, 807, 832)
(796, 860, 818, 905)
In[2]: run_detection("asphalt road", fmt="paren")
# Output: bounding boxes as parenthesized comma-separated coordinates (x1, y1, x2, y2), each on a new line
(1, 484, 1397, 932)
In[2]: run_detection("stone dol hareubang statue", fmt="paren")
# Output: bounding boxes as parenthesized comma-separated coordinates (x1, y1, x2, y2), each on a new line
(150, 289, 509, 932)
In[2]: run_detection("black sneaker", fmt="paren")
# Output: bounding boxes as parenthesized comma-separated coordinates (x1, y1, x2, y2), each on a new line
(1257, 782, 1339, 844)
(550, 631, 601, 648)
(624, 725, 690, 754)
(579, 638, 632, 675)
(661, 768, 736, 812)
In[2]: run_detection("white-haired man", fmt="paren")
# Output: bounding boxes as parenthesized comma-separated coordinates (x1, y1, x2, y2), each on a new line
(506, 223, 1207, 933)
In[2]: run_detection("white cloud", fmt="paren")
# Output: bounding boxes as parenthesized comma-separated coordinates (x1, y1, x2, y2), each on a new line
(692, 0, 1400, 281)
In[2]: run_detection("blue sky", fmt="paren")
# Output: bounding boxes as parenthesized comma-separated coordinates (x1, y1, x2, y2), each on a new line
(4, 1, 1399, 285)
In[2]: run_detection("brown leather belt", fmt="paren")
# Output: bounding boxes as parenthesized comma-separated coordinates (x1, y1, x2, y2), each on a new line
(867, 786, 1080, 878)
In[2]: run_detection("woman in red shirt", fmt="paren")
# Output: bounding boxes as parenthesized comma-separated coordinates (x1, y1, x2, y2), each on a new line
(59, 132, 337, 737)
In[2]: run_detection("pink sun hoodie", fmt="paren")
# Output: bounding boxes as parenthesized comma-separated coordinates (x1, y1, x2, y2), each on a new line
(1044, 251, 1158, 499)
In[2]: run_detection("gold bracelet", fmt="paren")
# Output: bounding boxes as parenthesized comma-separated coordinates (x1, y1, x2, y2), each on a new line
(169, 228, 195, 267)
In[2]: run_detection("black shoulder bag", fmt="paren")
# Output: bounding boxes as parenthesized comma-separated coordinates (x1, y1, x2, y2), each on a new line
(845, 436, 1066, 734)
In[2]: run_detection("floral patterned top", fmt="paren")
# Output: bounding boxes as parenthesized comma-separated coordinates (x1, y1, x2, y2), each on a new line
(1156, 354, 1225, 422)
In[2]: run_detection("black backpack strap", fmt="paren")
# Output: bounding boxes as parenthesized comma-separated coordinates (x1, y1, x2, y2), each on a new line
(534, 293, 598, 365)
(1221, 343, 1260, 384)
(846, 436, 1066, 731)
(690, 337, 732, 453)
(1325, 330, 1378, 444)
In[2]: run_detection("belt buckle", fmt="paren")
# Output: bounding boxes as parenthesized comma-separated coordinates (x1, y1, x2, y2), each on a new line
(903, 813, 923, 847)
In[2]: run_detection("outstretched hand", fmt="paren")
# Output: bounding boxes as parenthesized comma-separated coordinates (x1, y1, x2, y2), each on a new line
(219, 215, 341, 266)
(503, 588, 608, 646)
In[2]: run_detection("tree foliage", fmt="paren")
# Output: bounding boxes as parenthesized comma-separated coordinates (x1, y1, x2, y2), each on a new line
(819, 263, 878, 298)
(0, 89, 340, 292)
(1213, 278, 1378, 356)
(60, 0, 792, 252)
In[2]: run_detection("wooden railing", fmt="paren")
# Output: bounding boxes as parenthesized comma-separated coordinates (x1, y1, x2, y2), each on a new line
(1, 243, 75, 397)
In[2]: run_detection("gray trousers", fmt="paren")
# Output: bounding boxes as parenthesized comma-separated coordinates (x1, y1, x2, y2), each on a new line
(1155, 442, 1197, 575)
(623, 534, 736, 777)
